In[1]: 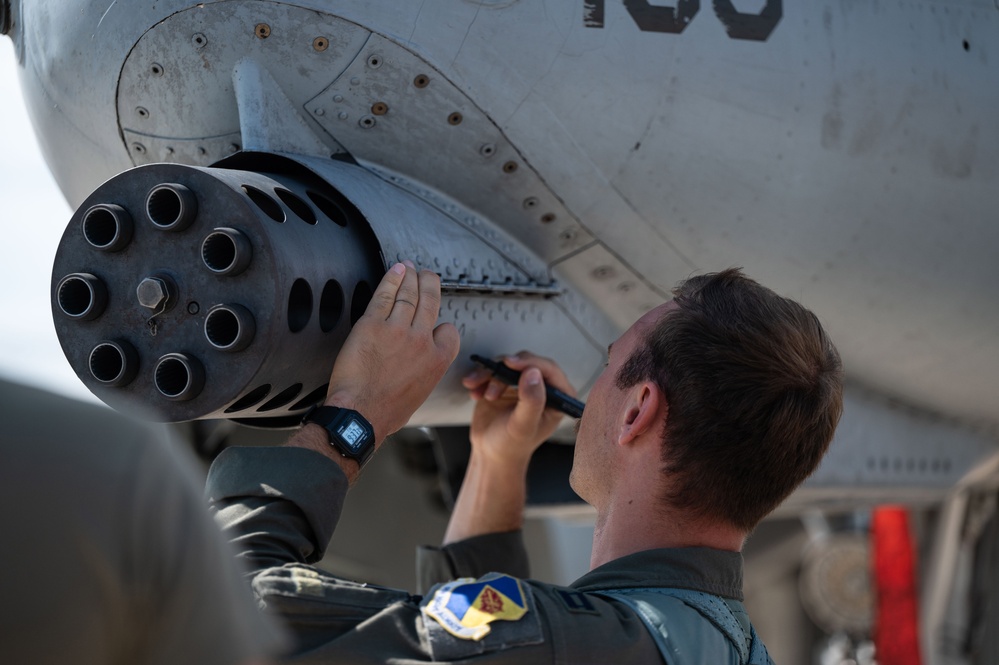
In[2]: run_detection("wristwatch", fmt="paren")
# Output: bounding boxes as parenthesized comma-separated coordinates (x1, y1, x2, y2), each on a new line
(302, 405, 376, 467)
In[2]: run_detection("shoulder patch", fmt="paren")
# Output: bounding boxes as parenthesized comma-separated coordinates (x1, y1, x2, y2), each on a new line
(421, 573, 544, 660)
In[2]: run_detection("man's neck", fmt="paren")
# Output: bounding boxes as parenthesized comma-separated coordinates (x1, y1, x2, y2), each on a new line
(589, 495, 746, 570)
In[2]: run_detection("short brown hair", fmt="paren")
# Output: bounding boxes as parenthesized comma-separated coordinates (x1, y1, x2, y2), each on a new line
(616, 268, 843, 531)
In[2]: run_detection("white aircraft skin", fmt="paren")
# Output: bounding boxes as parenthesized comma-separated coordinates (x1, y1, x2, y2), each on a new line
(4, 1, 999, 661)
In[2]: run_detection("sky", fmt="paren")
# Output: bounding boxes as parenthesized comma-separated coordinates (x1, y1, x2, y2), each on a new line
(0, 39, 97, 403)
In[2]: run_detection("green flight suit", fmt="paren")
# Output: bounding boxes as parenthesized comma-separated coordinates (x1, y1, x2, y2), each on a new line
(208, 446, 773, 664)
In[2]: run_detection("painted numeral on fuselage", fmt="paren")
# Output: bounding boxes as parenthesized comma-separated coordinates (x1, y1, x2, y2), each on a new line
(584, 0, 782, 41)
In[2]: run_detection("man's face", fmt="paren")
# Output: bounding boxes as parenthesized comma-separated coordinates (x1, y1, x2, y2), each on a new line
(569, 301, 676, 507)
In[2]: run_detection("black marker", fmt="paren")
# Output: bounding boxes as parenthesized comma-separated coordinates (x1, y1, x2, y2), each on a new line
(470, 354, 585, 419)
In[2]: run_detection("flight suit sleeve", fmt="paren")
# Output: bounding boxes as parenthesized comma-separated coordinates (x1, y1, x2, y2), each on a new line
(207, 446, 349, 571)
(206, 445, 662, 664)
(415, 531, 531, 593)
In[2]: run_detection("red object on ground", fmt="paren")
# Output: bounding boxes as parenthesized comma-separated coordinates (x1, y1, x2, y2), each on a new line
(872, 505, 923, 665)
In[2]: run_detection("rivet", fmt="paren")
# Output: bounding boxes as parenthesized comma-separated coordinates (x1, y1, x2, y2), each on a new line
(313, 36, 329, 51)
(338, 111, 349, 120)
(366, 54, 382, 68)
(150, 63, 164, 76)
(192, 33, 207, 48)
(314, 107, 325, 116)
(448, 112, 463, 125)
(197, 147, 207, 156)
(522, 197, 539, 209)
(541, 213, 556, 223)
(359, 115, 376, 129)
(350, 76, 361, 86)
(414, 74, 430, 88)
(136, 106, 149, 118)
(479, 143, 496, 157)
(502, 161, 518, 174)
(255, 23, 271, 39)
(187, 301, 200, 315)
(333, 94, 344, 103)
(371, 102, 388, 116)
(132, 143, 146, 154)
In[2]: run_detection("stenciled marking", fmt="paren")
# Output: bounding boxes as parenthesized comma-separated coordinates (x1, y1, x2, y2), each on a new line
(584, 0, 782, 41)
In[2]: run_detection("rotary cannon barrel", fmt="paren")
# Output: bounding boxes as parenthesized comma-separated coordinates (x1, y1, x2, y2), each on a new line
(51, 159, 382, 426)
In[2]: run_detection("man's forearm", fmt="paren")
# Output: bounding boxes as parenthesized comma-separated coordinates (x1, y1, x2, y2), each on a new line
(443, 449, 530, 545)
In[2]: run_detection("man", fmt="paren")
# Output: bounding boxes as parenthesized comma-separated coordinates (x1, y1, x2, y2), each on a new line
(207, 262, 843, 663)
(0, 377, 284, 665)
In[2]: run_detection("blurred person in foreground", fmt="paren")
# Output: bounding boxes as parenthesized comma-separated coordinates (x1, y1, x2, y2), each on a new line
(207, 262, 842, 663)
(0, 377, 285, 665)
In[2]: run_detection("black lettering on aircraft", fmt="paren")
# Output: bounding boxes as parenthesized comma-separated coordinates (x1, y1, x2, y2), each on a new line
(712, 0, 782, 41)
(584, 0, 782, 41)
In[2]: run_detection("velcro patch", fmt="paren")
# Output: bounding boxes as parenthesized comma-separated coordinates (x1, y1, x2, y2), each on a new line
(556, 589, 599, 614)
(421, 573, 543, 660)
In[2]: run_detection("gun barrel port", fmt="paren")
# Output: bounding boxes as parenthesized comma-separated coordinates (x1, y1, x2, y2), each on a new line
(202, 228, 252, 275)
(154, 353, 205, 400)
(205, 304, 255, 351)
(56, 273, 108, 320)
(82, 204, 133, 252)
(89, 341, 138, 386)
(146, 183, 197, 231)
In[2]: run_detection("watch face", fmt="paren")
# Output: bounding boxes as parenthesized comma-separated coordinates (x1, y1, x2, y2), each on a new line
(339, 419, 367, 451)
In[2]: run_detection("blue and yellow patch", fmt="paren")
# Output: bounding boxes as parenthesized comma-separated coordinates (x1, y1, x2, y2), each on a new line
(424, 573, 529, 640)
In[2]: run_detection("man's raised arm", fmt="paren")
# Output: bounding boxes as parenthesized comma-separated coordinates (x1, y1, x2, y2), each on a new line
(416, 352, 577, 589)
(207, 262, 459, 572)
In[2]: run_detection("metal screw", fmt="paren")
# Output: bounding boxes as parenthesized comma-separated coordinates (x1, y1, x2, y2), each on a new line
(137, 277, 170, 310)
(371, 102, 388, 116)
(313, 36, 329, 51)
(502, 161, 518, 174)
(192, 33, 207, 48)
(448, 112, 463, 126)
(255, 23, 271, 39)
(366, 54, 382, 68)
(479, 143, 496, 157)
(541, 212, 556, 223)
(359, 115, 376, 129)
(414, 74, 430, 88)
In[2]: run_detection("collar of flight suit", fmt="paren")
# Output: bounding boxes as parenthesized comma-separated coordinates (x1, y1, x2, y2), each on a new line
(569, 547, 745, 601)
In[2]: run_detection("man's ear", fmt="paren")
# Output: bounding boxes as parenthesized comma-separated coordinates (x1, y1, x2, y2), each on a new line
(617, 381, 666, 447)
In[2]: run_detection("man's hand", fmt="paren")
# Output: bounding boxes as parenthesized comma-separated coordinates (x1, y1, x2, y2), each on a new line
(462, 351, 576, 467)
(444, 352, 576, 544)
(289, 262, 459, 482)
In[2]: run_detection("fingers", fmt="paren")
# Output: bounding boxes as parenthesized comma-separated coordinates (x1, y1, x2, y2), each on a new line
(509, 367, 546, 431)
(387, 261, 420, 324)
(503, 352, 576, 397)
(367, 263, 408, 320)
(414, 270, 443, 330)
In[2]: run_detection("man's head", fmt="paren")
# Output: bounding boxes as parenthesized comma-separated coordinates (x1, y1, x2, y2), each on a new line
(579, 268, 843, 532)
